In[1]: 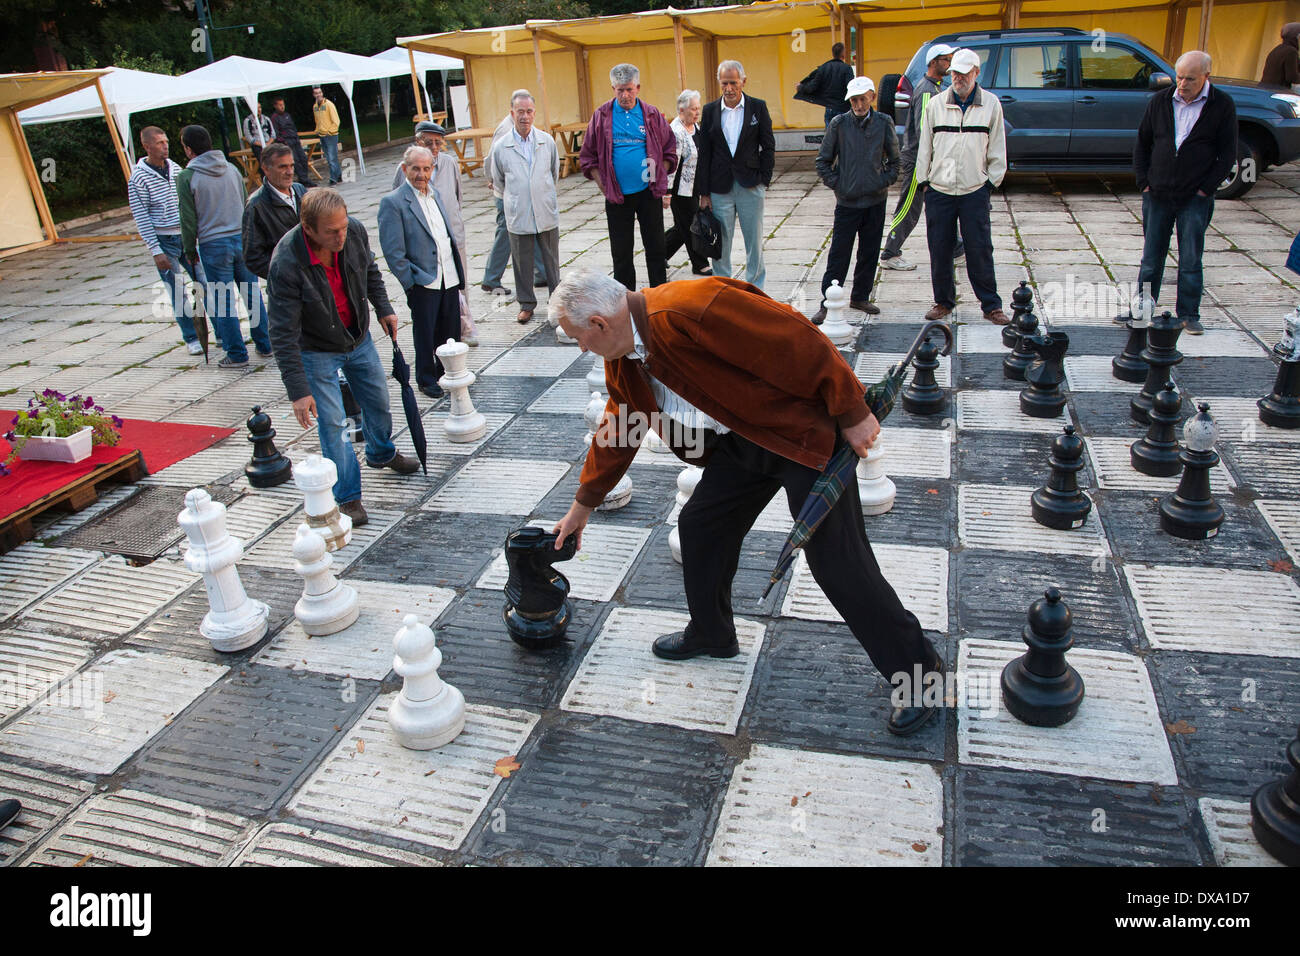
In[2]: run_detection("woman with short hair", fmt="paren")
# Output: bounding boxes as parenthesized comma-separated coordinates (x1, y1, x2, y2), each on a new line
(663, 89, 712, 276)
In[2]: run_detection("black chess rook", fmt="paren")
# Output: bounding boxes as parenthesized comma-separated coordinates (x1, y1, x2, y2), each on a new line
(1112, 320, 1149, 383)
(1258, 352, 1300, 430)
(1131, 311, 1183, 425)
(1001, 587, 1086, 727)
(1130, 381, 1183, 477)
(244, 405, 293, 488)
(1031, 425, 1093, 530)
(1250, 723, 1300, 866)
(1019, 330, 1070, 418)
(901, 335, 948, 415)
(1159, 403, 1225, 540)
(503, 526, 578, 649)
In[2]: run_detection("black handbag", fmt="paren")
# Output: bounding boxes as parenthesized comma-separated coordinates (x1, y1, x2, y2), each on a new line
(689, 207, 723, 260)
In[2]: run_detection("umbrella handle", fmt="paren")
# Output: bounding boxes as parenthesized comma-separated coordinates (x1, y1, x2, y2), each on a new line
(899, 320, 955, 368)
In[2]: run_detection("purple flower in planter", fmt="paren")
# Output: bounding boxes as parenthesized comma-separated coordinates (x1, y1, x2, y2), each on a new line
(0, 462, 9, 477)
(10, 416, 17, 426)
(111, 415, 124, 428)
(41, 388, 54, 397)
(94, 405, 103, 413)
(4, 432, 13, 442)
(82, 397, 95, 409)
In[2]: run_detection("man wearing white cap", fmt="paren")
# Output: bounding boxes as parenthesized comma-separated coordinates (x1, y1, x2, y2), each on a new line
(881, 43, 962, 271)
(812, 76, 899, 323)
(915, 47, 1009, 325)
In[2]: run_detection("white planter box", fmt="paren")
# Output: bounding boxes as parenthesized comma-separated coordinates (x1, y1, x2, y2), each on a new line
(19, 426, 94, 464)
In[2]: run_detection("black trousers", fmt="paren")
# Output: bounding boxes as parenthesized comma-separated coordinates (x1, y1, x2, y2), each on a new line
(924, 184, 1001, 313)
(820, 201, 886, 301)
(606, 188, 668, 290)
(664, 193, 710, 272)
(678, 432, 933, 681)
(406, 284, 461, 390)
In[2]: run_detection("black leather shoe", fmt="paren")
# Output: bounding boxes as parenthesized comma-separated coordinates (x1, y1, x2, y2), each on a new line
(366, 451, 420, 475)
(420, 385, 445, 399)
(887, 649, 945, 736)
(652, 630, 740, 661)
(0, 799, 21, 831)
(534, 278, 548, 288)
(850, 300, 881, 315)
(482, 283, 513, 296)
(811, 306, 827, 325)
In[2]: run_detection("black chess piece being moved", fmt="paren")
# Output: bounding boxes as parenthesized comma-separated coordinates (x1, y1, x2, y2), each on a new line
(503, 527, 578, 649)
(1250, 723, 1300, 866)
(901, 335, 947, 415)
(1031, 425, 1092, 530)
(1001, 587, 1085, 727)
(244, 406, 293, 488)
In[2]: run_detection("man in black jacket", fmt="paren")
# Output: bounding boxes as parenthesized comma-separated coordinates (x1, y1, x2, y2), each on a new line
(796, 42, 855, 125)
(813, 76, 899, 323)
(1134, 50, 1237, 335)
(271, 96, 314, 187)
(241, 143, 306, 278)
(268, 188, 418, 527)
(697, 60, 775, 290)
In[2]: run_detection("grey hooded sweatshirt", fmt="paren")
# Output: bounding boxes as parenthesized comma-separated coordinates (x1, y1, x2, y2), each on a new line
(177, 149, 249, 260)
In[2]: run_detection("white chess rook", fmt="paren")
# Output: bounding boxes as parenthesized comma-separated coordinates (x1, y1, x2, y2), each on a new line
(856, 436, 896, 515)
(437, 338, 487, 442)
(292, 524, 360, 635)
(670, 465, 704, 563)
(584, 390, 632, 508)
(293, 453, 352, 551)
(388, 614, 466, 750)
(820, 280, 854, 347)
(178, 488, 269, 652)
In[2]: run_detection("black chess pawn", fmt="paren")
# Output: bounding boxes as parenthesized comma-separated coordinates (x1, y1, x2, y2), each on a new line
(503, 526, 578, 649)
(244, 406, 292, 488)
(1031, 425, 1092, 530)
(1004, 281, 1034, 350)
(1112, 320, 1149, 383)
(1019, 330, 1070, 418)
(1258, 334, 1300, 430)
(1003, 307, 1040, 380)
(1001, 587, 1085, 727)
(901, 335, 947, 415)
(1250, 723, 1300, 866)
(1159, 403, 1225, 540)
(339, 375, 365, 444)
(1130, 381, 1183, 477)
(1131, 310, 1183, 425)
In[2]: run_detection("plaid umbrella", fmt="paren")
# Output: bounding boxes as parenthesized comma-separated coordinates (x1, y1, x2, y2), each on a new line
(761, 320, 954, 599)
(388, 332, 428, 475)
(193, 294, 210, 364)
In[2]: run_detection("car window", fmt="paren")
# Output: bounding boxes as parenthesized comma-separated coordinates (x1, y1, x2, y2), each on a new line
(1079, 44, 1156, 90)
(994, 44, 1067, 89)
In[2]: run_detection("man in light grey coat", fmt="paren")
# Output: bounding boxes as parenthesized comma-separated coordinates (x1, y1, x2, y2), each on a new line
(489, 89, 561, 323)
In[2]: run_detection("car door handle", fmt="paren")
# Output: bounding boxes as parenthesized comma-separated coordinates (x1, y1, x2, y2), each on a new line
(999, 95, 1016, 103)
(1078, 96, 1098, 105)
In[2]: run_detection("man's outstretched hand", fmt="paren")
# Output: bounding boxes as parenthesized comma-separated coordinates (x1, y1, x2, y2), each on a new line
(844, 411, 881, 458)
(552, 501, 593, 551)
(292, 395, 317, 429)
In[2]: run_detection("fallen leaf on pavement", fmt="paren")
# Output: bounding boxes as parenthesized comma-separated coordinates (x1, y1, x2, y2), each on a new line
(1165, 720, 1196, 735)
(495, 755, 521, 778)
(356, 739, 365, 753)
(1269, 558, 1294, 574)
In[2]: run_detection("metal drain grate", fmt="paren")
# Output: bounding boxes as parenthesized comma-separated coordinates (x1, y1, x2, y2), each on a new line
(55, 484, 242, 560)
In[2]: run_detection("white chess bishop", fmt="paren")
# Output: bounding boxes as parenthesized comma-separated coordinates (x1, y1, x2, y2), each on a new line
(292, 524, 359, 635)
(177, 488, 269, 652)
(584, 390, 632, 509)
(436, 338, 486, 442)
(293, 454, 351, 551)
(388, 614, 466, 750)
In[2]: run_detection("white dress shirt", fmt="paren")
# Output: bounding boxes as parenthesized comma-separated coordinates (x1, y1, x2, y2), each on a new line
(1173, 81, 1210, 151)
(627, 321, 729, 434)
(721, 94, 746, 157)
(407, 181, 460, 290)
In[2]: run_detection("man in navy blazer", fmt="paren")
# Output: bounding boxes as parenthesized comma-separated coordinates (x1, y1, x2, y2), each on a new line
(696, 59, 775, 289)
(378, 145, 464, 398)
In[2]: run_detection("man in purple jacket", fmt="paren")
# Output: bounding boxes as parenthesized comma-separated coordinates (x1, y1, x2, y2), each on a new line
(580, 63, 677, 291)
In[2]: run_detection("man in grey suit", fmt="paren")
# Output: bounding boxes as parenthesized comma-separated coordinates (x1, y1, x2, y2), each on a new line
(377, 145, 463, 398)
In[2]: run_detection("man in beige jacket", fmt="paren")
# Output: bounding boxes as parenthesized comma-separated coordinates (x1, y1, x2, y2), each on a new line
(914, 48, 1008, 325)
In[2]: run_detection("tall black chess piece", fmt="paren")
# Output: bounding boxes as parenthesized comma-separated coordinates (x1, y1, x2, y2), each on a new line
(1112, 320, 1149, 383)
(1019, 330, 1070, 418)
(1003, 306, 1040, 381)
(1159, 403, 1225, 540)
(1131, 310, 1183, 424)
(1031, 425, 1092, 530)
(1004, 281, 1034, 350)
(503, 527, 578, 649)
(244, 406, 293, 488)
(1250, 723, 1300, 866)
(1258, 312, 1300, 429)
(1001, 587, 1085, 727)
(1130, 381, 1183, 477)
(340, 374, 365, 444)
(901, 335, 947, 415)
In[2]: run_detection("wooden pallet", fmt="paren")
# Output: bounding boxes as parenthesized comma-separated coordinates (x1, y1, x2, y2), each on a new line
(0, 450, 147, 554)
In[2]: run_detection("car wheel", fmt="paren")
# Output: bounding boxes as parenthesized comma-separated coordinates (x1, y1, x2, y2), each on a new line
(1216, 136, 1258, 200)
(879, 74, 900, 121)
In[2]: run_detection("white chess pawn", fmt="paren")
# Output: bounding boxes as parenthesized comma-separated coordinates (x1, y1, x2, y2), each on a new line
(437, 338, 487, 442)
(551, 309, 578, 344)
(292, 524, 359, 635)
(387, 614, 465, 750)
(583, 390, 632, 509)
(586, 353, 607, 395)
(177, 488, 269, 652)
(669, 466, 703, 563)
(820, 280, 854, 347)
(856, 435, 896, 515)
(293, 454, 351, 551)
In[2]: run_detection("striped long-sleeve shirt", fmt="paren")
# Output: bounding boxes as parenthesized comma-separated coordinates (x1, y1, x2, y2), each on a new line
(126, 157, 182, 257)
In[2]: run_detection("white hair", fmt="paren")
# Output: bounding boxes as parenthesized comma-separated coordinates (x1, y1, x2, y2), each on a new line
(610, 63, 640, 86)
(550, 270, 628, 330)
(401, 145, 433, 166)
(717, 59, 745, 81)
(1175, 50, 1212, 75)
(676, 89, 701, 112)
(510, 89, 534, 108)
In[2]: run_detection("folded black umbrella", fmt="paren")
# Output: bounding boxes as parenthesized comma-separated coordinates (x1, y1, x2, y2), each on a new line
(389, 333, 428, 475)
(690, 207, 723, 261)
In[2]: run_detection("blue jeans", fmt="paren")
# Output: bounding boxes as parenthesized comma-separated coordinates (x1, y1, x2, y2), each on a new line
(1138, 191, 1213, 321)
(197, 233, 272, 362)
(299, 333, 396, 504)
(319, 135, 341, 183)
(153, 234, 199, 344)
(481, 196, 546, 288)
(710, 182, 766, 289)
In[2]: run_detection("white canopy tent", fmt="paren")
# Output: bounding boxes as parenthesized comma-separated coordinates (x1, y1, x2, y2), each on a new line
(371, 47, 463, 134)
(181, 55, 323, 151)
